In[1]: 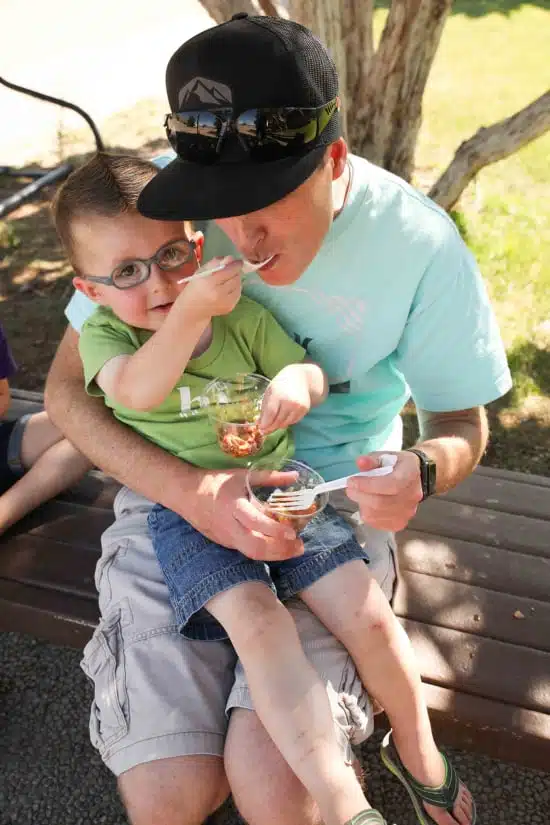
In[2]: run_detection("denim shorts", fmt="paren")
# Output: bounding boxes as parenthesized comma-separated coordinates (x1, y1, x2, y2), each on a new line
(148, 502, 370, 642)
(0, 415, 29, 495)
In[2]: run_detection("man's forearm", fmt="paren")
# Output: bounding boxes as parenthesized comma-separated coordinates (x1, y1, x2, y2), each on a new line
(415, 405, 488, 494)
(45, 327, 203, 516)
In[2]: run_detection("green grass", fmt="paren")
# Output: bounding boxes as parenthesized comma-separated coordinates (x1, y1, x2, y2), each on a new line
(375, 1, 550, 472)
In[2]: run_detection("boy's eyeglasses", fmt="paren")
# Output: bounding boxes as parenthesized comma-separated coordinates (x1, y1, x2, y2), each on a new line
(81, 239, 197, 290)
(164, 97, 340, 164)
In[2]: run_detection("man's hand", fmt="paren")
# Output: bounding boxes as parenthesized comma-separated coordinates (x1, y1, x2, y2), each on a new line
(345, 451, 423, 532)
(191, 466, 304, 561)
(259, 365, 312, 434)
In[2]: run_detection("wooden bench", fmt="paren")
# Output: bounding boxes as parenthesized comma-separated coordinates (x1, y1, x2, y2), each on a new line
(2, 389, 549, 771)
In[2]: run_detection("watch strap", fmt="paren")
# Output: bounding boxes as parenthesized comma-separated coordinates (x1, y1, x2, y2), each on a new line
(406, 448, 436, 500)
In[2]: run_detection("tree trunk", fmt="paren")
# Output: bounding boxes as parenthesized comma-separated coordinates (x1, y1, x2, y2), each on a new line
(288, 0, 375, 145)
(429, 90, 550, 211)
(289, 0, 451, 182)
(353, 0, 452, 180)
(200, 0, 258, 24)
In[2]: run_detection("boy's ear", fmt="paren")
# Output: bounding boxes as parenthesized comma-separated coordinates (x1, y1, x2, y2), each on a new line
(73, 276, 104, 303)
(191, 230, 204, 263)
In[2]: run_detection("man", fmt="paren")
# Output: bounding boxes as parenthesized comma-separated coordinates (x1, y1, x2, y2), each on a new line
(46, 13, 511, 825)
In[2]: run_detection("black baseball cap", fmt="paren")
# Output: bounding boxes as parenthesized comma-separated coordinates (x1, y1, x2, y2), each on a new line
(137, 13, 340, 221)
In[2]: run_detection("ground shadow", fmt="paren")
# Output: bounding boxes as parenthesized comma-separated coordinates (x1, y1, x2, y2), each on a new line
(0, 136, 169, 389)
(402, 339, 550, 477)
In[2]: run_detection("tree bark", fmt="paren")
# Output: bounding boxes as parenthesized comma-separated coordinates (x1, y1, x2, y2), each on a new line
(288, 0, 450, 181)
(200, 0, 258, 24)
(288, 0, 374, 143)
(257, 0, 288, 18)
(429, 90, 550, 211)
(353, 0, 452, 179)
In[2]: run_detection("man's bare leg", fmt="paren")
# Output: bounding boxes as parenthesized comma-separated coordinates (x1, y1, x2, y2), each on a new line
(118, 755, 229, 825)
(301, 562, 474, 825)
(227, 708, 323, 825)
(207, 582, 370, 825)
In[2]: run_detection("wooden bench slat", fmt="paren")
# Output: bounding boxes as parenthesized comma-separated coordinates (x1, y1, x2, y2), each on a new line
(411, 498, 550, 558)
(395, 570, 550, 651)
(421, 683, 550, 772)
(0, 578, 98, 647)
(398, 530, 550, 602)
(0, 534, 97, 599)
(442, 473, 550, 520)
(402, 619, 550, 715)
(56, 472, 120, 510)
(7, 500, 112, 550)
(477, 463, 550, 489)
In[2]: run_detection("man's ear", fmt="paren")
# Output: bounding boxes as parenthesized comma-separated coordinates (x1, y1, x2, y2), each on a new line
(73, 276, 104, 303)
(191, 230, 204, 264)
(329, 138, 348, 181)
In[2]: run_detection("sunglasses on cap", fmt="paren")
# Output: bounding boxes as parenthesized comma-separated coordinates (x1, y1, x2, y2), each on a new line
(164, 97, 340, 164)
(81, 239, 197, 290)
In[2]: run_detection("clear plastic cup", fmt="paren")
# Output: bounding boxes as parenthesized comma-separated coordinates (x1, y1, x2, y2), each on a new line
(246, 458, 329, 532)
(205, 373, 270, 458)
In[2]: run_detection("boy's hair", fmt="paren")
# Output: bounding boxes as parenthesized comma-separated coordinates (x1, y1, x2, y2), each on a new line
(52, 153, 165, 268)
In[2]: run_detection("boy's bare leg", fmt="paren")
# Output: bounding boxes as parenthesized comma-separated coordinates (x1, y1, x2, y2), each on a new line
(300, 562, 474, 825)
(18, 411, 68, 466)
(0, 413, 91, 532)
(207, 582, 370, 825)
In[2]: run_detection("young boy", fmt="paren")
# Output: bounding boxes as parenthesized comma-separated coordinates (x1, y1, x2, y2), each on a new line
(53, 153, 473, 825)
(0, 324, 90, 533)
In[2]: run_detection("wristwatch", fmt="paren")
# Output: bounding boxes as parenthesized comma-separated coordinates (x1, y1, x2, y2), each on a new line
(406, 448, 437, 500)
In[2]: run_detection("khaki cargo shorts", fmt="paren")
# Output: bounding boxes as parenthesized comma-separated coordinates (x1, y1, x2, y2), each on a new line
(81, 487, 397, 776)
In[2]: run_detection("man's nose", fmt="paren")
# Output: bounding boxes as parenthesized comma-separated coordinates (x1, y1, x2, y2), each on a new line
(230, 218, 268, 258)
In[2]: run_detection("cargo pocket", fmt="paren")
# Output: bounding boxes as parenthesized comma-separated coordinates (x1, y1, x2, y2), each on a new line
(81, 613, 129, 754)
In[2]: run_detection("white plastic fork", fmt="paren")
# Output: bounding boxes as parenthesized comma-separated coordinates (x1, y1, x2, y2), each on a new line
(178, 255, 274, 283)
(267, 453, 397, 511)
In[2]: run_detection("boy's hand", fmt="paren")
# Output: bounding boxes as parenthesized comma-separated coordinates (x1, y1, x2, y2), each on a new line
(178, 258, 243, 321)
(259, 365, 312, 434)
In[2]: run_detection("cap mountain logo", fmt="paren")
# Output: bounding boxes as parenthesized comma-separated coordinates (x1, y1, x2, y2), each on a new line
(178, 77, 232, 108)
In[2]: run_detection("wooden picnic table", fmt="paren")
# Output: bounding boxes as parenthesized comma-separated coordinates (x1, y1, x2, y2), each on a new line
(2, 389, 549, 771)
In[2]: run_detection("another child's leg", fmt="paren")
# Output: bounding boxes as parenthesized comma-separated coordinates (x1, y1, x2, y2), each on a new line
(300, 561, 473, 825)
(0, 412, 91, 532)
(207, 582, 371, 825)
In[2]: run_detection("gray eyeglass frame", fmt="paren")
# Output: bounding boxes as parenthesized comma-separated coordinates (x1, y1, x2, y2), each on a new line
(81, 238, 197, 290)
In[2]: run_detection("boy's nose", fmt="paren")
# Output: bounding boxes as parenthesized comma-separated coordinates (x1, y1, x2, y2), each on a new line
(149, 263, 168, 289)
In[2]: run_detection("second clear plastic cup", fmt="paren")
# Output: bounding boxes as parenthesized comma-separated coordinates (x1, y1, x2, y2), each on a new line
(205, 373, 270, 458)
(246, 457, 329, 532)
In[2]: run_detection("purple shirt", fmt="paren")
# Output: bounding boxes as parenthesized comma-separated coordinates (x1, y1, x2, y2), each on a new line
(0, 324, 17, 380)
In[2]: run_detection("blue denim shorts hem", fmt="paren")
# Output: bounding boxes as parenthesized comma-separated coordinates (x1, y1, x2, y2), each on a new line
(174, 565, 276, 641)
(275, 540, 369, 602)
(149, 502, 369, 643)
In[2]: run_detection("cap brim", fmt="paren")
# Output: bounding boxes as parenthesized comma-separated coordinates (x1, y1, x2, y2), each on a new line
(137, 147, 325, 221)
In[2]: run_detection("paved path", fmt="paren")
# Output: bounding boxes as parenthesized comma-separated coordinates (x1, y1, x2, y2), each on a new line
(1, 631, 548, 825)
(0, 0, 212, 166)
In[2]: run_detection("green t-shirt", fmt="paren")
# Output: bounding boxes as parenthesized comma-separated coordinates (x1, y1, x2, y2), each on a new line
(79, 296, 306, 470)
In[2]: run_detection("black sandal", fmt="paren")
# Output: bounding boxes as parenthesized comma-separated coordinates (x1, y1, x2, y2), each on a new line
(380, 730, 476, 824)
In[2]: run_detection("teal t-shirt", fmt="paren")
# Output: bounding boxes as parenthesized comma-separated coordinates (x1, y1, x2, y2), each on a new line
(66, 153, 512, 480)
